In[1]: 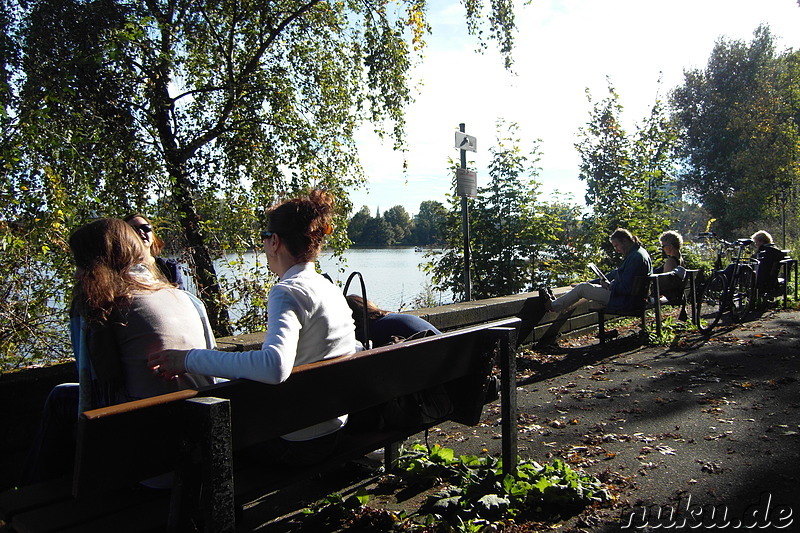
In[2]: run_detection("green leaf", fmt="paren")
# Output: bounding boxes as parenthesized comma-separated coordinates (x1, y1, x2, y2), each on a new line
(476, 493, 510, 513)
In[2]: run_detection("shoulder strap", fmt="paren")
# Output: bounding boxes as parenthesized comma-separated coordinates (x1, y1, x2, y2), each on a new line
(343, 271, 371, 349)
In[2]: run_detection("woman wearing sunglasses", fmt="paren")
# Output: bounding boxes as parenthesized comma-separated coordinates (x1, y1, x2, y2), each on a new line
(148, 189, 357, 465)
(124, 213, 185, 290)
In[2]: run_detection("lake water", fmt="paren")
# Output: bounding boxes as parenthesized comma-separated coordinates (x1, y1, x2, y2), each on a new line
(317, 247, 452, 311)
(210, 247, 452, 314)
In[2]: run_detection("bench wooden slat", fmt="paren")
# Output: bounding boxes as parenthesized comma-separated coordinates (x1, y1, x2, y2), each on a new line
(82, 389, 198, 420)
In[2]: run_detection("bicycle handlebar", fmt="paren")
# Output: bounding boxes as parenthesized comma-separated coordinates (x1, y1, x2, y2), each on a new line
(695, 233, 753, 250)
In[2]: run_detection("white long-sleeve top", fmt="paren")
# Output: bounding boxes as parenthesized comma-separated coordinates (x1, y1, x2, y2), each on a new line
(185, 262, 357, 440)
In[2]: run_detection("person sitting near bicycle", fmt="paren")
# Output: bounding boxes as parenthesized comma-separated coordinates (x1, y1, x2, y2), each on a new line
(751, 230, 786, 297)
(541, 228, 652, 313)
(653, 230, 687, 304)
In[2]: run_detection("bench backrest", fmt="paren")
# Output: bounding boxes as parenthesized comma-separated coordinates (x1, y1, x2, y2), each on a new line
(650, 269, 699, 305)
(72, 317, 520, 497)
(608, 275, 651, 312)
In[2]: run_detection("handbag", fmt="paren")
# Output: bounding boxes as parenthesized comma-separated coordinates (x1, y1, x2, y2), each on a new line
(343, 271, 372, 349)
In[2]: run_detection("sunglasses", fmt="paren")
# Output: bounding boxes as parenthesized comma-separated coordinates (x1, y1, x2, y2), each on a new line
(130, 223, 152, 234)
(260, 230, 275, 240)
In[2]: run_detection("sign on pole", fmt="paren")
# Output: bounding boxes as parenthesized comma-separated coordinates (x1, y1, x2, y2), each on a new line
(455, 131, 477, 152)
(457, 123, 475, 302)
(456, 168, 477, 197)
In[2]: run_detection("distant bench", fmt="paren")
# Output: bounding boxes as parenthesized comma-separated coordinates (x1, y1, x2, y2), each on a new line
(0, 317, 521, 533)
(596, 270, 699, 343)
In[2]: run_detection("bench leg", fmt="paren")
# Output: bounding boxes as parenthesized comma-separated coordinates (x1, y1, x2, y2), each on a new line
(170, 397, 235, 533)
(598, 311, 606, 343)
(654, 301, 662, 339)
(495, 328, 518, 478)
(384, 442, 401, 471)
(485, 326, 519, 477)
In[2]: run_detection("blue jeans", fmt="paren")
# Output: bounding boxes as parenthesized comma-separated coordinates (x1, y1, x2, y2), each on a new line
(22, 383, 79, 485)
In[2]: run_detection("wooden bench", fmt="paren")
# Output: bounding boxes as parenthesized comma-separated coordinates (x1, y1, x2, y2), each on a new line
(597, 270, 698, 343)
(0, 317, 520, 533)
(758, 252, 797, 308)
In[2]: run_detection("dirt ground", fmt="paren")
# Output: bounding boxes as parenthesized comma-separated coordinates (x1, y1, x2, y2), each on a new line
(243, 306, 800, 532)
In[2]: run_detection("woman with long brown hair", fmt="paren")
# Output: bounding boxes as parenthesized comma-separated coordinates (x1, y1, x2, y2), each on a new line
(69, 218, 214, 410)
(23, 218, 214, 484)
(148, 189, 357, 465)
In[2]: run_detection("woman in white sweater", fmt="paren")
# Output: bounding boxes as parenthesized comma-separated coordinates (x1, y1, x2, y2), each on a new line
(148, 189, 357, 465)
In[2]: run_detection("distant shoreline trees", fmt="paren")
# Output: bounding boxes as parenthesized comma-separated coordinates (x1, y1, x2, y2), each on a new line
(347, 201, 447, 247)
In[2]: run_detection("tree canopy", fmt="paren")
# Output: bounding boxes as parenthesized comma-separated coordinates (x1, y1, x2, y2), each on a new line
(1, 0, 519, 347)
(671, 25, 800, 238)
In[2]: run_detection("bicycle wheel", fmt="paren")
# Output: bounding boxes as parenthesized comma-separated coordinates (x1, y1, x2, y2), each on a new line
(697, 272, 726, 334)
(731, 265, 755, 322)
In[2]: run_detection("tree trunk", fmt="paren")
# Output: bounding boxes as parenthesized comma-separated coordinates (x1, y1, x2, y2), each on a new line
(148, 55, 233, 337)
(169, 161, 233, 338)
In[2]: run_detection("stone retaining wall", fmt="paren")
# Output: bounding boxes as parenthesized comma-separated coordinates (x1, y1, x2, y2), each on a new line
(215, 288, 597, 351)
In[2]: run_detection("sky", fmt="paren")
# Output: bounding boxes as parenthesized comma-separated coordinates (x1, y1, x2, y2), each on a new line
(348, 0, 800, 218)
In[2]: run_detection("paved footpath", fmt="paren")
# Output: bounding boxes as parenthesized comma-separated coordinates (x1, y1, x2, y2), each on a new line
(420, 307, 800, 531)
(249, 308, 800, 532)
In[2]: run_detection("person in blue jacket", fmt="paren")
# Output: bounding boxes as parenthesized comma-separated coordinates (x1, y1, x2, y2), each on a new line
(542, 228, 652, 313)
(346, 294, 441, 348)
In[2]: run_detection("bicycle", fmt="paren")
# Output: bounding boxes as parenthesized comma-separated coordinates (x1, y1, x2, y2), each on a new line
(695, 232, 757, 334)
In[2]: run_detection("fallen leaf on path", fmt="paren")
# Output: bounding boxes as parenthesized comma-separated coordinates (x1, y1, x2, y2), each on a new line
(703, 432, 730, 441)
(655, 445, 677, 455)
(700, 461, 723, 474)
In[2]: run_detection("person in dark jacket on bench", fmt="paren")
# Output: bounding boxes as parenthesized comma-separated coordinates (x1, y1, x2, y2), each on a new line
(541, 228, 652, 313)
(751, 230, 786, 296)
